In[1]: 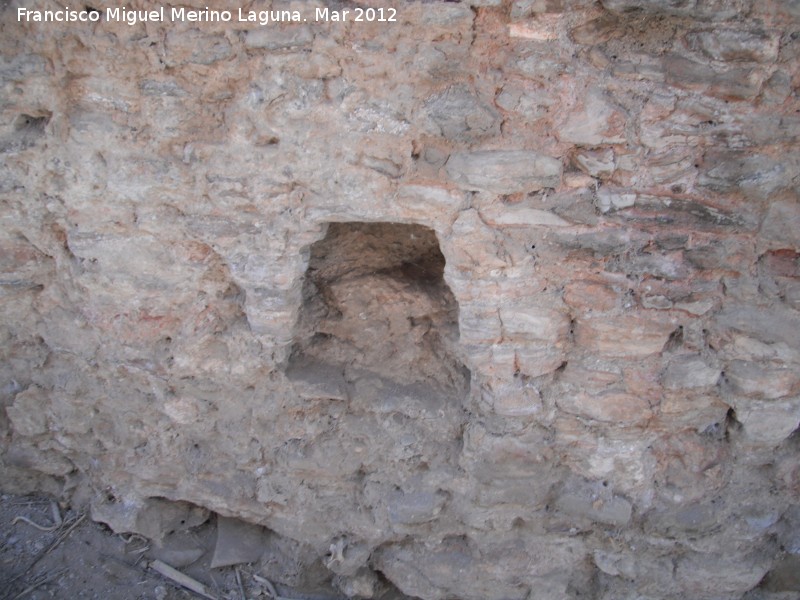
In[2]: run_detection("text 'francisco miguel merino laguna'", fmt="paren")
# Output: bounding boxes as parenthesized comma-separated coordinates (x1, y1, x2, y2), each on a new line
(17, 6, 398, 26)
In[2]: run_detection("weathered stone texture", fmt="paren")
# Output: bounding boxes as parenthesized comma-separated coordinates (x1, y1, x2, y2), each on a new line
(2, 1, 800, 599)
(445, 150, 562, 193)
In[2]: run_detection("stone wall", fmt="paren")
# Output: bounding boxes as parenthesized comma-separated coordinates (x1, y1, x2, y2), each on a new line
(1, 0, 799, 598)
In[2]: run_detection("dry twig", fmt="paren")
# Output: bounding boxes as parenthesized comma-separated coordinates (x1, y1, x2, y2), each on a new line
(150, 559, 218, 600)
(11, 567, 68, 600)
(5, 514, 86, 590)
(44, 513, 86, 558)
(235, 566, 246, 600)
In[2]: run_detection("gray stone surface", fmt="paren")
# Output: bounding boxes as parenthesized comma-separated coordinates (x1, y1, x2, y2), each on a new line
(601, 0, 752, 20)
(445, 150, 562, 193)
(424, 84, 500, 141)
(687, 29, 779, 63)
(1, 2, 799, 599)
(211, 516, 269, 568)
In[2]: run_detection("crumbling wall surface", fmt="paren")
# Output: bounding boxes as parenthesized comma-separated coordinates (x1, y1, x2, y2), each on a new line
(1, 0, 799, 598)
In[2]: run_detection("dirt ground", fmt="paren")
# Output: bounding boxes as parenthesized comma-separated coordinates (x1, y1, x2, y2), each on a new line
(0, 491, 340, 600)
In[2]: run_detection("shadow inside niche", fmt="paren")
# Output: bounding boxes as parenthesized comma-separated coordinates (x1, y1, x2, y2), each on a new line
(287, 222, 469, 400)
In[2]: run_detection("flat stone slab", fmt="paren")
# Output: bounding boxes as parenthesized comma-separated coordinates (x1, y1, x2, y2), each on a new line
(211, 516, 268, 568)
(445, 150, 561, 193)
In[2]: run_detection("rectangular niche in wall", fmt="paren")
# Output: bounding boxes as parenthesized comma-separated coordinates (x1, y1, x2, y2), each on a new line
(288, 222, 469, 398)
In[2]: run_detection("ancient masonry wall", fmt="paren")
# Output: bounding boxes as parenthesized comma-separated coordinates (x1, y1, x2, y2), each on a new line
(1, 0, 800, 598)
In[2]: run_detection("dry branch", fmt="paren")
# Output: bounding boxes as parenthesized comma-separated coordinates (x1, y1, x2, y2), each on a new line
(150, 559, 218, 600)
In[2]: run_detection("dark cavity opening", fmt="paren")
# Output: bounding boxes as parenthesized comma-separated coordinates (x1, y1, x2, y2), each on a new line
(13, 113, 49, 134)
(289, 222, 469, 396)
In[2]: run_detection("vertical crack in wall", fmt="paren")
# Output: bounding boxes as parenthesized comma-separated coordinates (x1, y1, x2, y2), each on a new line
(289, 222, 469, 398)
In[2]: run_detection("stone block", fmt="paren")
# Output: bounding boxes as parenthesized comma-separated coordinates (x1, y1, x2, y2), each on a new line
(556, 227, 632, 254)
(459, 308, 502, 345)
(418, 2, 474, 26)
(684, 239, 755, 272)
(641, 295, 673, 310)
(513, 49, 570, 78)
(375, 536, 580, 600)
(387, 489, 447, 526)
(162, 396, 204, 425)
(601, 0, 750, 21)
(556, 495, 632, 527)
(334, 569, 380, 599)
(573, 148, 616, 178)
(254, 526, 331, 588)
(481, 381, 543, 417)
(555, 490, 633, 526)
(165, 30, 233, 66)
(286, 360, 349, 400)
(663, 55, 764, 100)
(395, 185, 469, 224)
(512, 0, 580, 17)
(6, 386, 49, 436)
(777, 506, 800, 554)
(140, 79, 187, 97)
(5, 441, 75, 477)
(687, 29, 779, 63)
(761, 70, 793, 104)
(645, 502, 721, 536)
(557, 423, 656, 491)
(662, 355, 720, 389)
(760, 200, 800, 250)
(786, 282, 800, 312)
(245, 26, 314, 50)
(728, 397, 800, 445)
(473, 477, 552, 509)
(375, 539, 527, 600)
(593, 550, 636, 578)
(675, 551, 772, 597)
(485, 306, 570, 377)
(351, 378, 460, 425)
(674, 298, 716, 316)
(515, 344, 569, 378)
(360, 153, 404, 179)
(557, 89, 626, 145)
(563, 280, 618, 312)
(464, 344, 515, 379)
(556, 391, 653, 425)
(445, 151, 562, 194)
(595, 188, 636, 213)
(699, 151, 794, 200)
(575, 315, 676, 358)
(627, 196, 747, 232)
(211, 516, 268, 568)
(726, 361, 799, 399)
(66, 232, 195, 292)
(424, 84, 500, 141)
(0, 53, 47, 80)
(660, 393, 730, 432)
(243, 308, 296, 341)
(570, 15, 621, 45)
(480, 206, 571, 228)
(448, 210, 514, 273)
(714, 304, 800, 351)
(762, 555, 800, 593)
(499, 306, 569, 343)
(643, 153, 696, 186)
(462, 422, 555, 481)
(559, 359, 624, 393)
